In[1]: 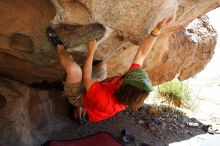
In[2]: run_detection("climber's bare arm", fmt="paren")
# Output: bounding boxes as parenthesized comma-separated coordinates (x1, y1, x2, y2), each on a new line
(133, 11, 176, 66)
(132, 34, 158, 66)
(83, 39, 97, 91)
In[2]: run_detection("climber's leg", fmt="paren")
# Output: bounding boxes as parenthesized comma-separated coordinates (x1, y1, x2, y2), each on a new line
(56, 45, 86, 123)
(56, 45, 82, 83)
(46, 27, 85, 122)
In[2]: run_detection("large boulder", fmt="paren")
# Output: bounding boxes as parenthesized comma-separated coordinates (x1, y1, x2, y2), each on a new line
(0, 0, 219, 85)
(0, 77, 70, 146)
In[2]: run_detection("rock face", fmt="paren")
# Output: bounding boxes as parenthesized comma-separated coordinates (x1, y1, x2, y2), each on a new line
(0, 1, 219, 145)
(0, 77, 207, 146)
(0, 0, 219, 85)
(0, 77, 71, 146)
(148, 15, 217, 85)
(0, 0, 63, 84)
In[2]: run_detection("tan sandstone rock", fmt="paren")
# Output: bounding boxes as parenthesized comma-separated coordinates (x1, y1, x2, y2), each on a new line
(0, 0, 219, 85)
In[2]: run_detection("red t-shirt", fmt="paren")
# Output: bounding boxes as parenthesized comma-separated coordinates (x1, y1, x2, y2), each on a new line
(83, 63, 141, 122)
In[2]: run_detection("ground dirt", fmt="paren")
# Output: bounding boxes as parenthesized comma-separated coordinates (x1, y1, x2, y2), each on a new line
(45, 104, 207, 146)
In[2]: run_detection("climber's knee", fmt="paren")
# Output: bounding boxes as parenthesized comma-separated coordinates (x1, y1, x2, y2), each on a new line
(65, 62, 82, 83)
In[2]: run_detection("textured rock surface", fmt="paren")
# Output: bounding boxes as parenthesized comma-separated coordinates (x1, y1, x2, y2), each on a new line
(0, 0, 63, 84)
(0, 1, 219, 146)
(106, 15, 217, 85)
(0, 77, 206, 146)
(148, 15, 217, 85)
(0, 77, 70, 146)
(0, 0, 219, 85)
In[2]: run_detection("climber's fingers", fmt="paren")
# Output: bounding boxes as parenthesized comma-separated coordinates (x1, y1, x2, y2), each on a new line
(156, 18, 169, 30)
(167, 9, 177, 24)
(156, 8, 177, 30)
(88, 39, 97, 53)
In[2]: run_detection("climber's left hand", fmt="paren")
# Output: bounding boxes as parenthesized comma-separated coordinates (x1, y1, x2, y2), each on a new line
(156, 9, 177, 31)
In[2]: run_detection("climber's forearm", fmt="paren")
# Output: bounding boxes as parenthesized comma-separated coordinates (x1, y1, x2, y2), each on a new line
(83, 51, 95, 91)
(133, 33, 158, 66)
(83, 39, 98, 91)
(132, 9, 177, 66)
(83, 52, 93, 80)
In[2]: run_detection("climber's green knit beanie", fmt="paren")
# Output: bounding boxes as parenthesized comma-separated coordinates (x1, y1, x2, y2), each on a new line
(123, 68, 154, 92)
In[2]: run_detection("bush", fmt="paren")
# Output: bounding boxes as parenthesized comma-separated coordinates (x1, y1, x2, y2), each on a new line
(157, 80, 192, 108)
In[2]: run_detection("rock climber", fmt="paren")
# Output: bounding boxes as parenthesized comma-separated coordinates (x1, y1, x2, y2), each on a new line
(46, 11, 176, 123)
